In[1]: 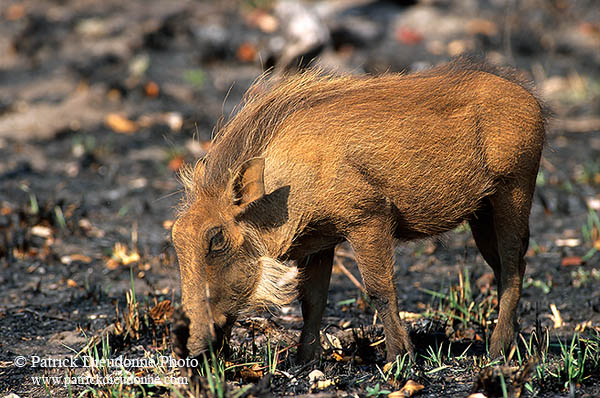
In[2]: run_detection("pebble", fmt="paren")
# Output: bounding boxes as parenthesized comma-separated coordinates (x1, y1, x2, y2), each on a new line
(308, 369, 326, 384)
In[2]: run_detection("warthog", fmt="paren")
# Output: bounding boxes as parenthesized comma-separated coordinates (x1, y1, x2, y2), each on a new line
(171, 57, 546, 363)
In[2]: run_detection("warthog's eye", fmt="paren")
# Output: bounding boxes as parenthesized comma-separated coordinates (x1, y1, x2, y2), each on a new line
(206, 226, 227, 255)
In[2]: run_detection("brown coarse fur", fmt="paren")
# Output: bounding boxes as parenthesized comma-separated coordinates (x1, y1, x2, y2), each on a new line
(172, 56, 546, 363)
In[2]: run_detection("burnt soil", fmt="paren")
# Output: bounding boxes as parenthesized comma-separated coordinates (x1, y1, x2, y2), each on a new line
(1, 0, 600, 397)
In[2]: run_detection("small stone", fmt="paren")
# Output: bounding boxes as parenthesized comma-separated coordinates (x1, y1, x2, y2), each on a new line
(308, 369, 325, 384)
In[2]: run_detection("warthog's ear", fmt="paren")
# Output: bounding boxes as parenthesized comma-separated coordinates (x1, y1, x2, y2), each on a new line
(231, 157, 265, 209)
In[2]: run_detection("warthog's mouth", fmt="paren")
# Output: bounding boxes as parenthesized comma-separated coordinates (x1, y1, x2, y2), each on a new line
(190, 320, 234, 360)
(171, 308, 233, 362)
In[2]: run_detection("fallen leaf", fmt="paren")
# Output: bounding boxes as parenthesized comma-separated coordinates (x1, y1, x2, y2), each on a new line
(76, 18, 108, 37)
(139, 262, 151, 271)
(240, 364, 263, 382)
(395, 27, 423, 45)
(555, 238, 581, 247)
(31, 225, 52, 238)
(561, 256, 583, 267)
(107, 89, 122, 102)
(448, 39, 468, 56)
(245, 10, 279, 33)
(164, 112, 183, 132)
(587, 197, 600, 210)
(316, 379, 334, 389)
(237, 42, 257, 62)
(129, 54, 150, 78)
(108, 242, 140, 268)
(105, 113, 138, 134)
(61, 254, 92, 265)
(67, 279, 78, 288)
(149, 300, 174, 325)
(74, 254, 93, 264)
(389, 380, 424, 397)
(5, 3, 26, 21)
(467, 19, 498, 36)
(144, 81, 160, 98)
(79, 218, 105, 238)
(331, 352, 351, 362)
(168, 156, 185, 172)
(106, 258, 120, 270)
(579, 22, 600, 37)
(324, 333, 343, 350)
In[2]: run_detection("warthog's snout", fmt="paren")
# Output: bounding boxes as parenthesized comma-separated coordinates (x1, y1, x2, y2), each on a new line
(172, 308, 232, 364)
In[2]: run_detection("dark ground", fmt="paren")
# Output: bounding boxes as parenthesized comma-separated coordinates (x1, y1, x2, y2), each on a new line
(1, 0, 600, 397)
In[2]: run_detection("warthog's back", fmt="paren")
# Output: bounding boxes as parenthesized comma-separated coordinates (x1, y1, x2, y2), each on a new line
(256, 61, 545, 237)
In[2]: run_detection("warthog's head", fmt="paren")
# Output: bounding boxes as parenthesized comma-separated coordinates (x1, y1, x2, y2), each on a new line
(172, 157, 297, 358)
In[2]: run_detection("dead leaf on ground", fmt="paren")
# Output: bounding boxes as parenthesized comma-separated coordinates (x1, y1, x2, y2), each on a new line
(555, 238, 581, 247)
(107, 242, 140, 269)
(105, 113, 138, 134)
(168, 155, 185, 172)
(388, 380, 424, 397)
(31, 225, 53, 238)
(395, 27, 423, 45)
(144, 81, 160, 98)
(106, 258, 120, 270)
(331, 352, 351, 362)
(164, 112, 183, 132)
(561, 256, 583, 267)
(5, 3, 26, 21)
(149, 300, 174, 325)
(240, 363, 264, 382)
(67, 279, 78, 288)
(245, 10, 279, 33)
(237, 42, 257, 62)
(467, 19, 498, 36)
(61, 254, 92, 264)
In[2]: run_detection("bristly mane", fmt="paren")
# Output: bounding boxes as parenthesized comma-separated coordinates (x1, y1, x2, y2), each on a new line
(201, 70, 370, 188)
(179, 56, 548, 207)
